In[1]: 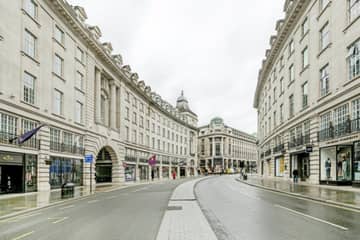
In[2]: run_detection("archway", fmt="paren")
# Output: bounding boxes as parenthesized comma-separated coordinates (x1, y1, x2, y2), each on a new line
(95, 147, 115, 183)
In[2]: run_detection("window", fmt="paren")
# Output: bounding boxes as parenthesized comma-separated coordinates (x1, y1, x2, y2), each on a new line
(24, 30, 36, 58)
(273, 111, 277, 128)
(289, 64, 295, 83)
(75, 71, 83, 90)
(63, 132, 73, 146)
(53, 54, 63, 77)
(24, 0, 37, 19)
(125, 91, 130, 102)
(320, 23, 330, 50)
(132, 112, 137, 124)
(280, 78, 284, 94)
(53, 89, 63, 115)
(268, 96, 271, 110)
(0, 112, 18, 136)
(320, 112, 332, 131)
(301, 17, 309, 36)
(288, 40, 294, 56)
(140, 133, 144, 145)
(334, 104, 349, 132)
(273, 88, 276, 103)
(23, 72, 35, 105)
(139, 116, 144, 128)
(132, 96, 137, 108)
(302, 47, 309, 68)
(76, 47, 84, 63)
(125, 126, 129, 141)
(348, 41, 360, 80)
(101, 95, 106, 124)
(125, 107, 129, 120)
(320, 64, 330, 96)
(302, 82, 308, 108)
(75, 101, 83, 123)
(54, 25, 64, 45)
(132, 130, 137, 143)
(320, 0, 330, 11)
(140, 103, 144, 112)
(352, 98, 360, 130)
(349, 0, 360, 22)
(289, 94, 294, 118)
(280, 55, 284, 69)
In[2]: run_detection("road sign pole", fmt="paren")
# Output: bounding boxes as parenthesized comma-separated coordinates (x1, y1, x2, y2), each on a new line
(90, 162, 92, 194)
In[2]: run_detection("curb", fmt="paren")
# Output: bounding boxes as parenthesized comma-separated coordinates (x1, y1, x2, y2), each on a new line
(0, 179, 173, 221)
(235, 178, 360, 211)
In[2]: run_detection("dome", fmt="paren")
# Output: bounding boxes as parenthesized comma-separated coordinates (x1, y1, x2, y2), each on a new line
(177, 90, 188, 103)
(211, 117, 224, 125)
(176, 90, 190, 111)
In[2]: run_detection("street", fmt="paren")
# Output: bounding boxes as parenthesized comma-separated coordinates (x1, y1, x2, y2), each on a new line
(0, 179, 188, 240)
(195, 175, 360, 240)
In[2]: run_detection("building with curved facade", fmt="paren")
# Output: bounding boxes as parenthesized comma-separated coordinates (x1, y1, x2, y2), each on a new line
(198, 117, 257, 173)
(254, 0, 360, 185)
(0, 0, 198, 194)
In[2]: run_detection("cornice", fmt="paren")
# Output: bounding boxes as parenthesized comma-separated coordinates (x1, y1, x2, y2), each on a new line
(46, 0, 197, 129)
(253, 0, 311, 108)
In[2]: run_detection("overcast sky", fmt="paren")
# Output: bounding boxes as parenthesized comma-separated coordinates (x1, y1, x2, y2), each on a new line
(68, 0, 284, 134)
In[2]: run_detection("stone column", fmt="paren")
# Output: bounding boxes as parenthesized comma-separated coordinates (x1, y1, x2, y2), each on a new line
(109, 81, 117, 129)
(212, 138, 215, 157)
(38, 126, 50, 192)
(95, 68, 102, 123)
(136, 153, 140, 182)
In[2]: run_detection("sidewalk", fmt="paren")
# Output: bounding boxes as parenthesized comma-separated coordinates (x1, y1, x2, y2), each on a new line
(238, 175, 360, 209)
(156, 177, 217, 240)
(0, 177, 174, 219)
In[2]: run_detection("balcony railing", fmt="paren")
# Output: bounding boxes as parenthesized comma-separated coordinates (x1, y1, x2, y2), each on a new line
(273, 143, 285, 153)
(125, 156, 136, 162)
(50, 141, 85, 155)
(289, 134, 310, 148)
(318, 118, 360, 142)
(0, 131, 40, 149)
(264, 149, 272, 157)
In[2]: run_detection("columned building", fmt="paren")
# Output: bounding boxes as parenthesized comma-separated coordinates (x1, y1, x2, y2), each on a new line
(198, 117, 257, 173)
(254, 0, 360, 185)
(0, 0, 198, 195)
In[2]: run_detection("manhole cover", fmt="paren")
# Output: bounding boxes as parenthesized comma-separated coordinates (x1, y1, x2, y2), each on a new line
(167, 206, 182, 211)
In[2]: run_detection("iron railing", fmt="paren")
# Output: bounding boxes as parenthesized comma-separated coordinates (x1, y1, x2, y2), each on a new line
(50, 141, 85, 155)
(0, 131, 40, 149)
(289, 134, 310, 148)
(264, 149, 272, 157)
(125, 156, 137, 162)
(273, 143, 285, 153)
(318, 118, 360, 141)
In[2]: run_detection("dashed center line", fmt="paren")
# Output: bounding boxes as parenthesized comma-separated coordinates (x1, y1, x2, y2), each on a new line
(274, 204, 348, 231)
(11, 231, 34, 240)
(87, 199, 100, 204)
(48, 217, 68, 224)
(105, 196, 117, 200)
(132, 187, 148, 193)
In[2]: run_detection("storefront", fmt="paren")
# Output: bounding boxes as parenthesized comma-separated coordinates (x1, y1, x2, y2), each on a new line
(290, 152, 310, 181)
(124, 164, 136, 182)
(274, 156, 285, 177)
(139, 165, 148, 180)
(0, 152, 37, 194)
(162, 166, 169, 178)
(49, 156, 82, 189)
(320, 145, 352, 185)
(354, 142, 360, 186)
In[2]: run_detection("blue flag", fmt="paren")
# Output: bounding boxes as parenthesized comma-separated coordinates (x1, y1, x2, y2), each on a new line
(18, 124, 44, 144)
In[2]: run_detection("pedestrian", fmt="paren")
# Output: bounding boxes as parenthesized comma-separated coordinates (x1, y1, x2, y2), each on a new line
(151, 169, 155, 181)
(292, 169, 299, 183)
(172, 170, 176, 180)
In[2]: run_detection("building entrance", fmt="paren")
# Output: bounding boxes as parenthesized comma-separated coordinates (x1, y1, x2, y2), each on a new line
(0, 165, 23, 193)
(291, 153, 310, 181)
(95, 148, 113, 183)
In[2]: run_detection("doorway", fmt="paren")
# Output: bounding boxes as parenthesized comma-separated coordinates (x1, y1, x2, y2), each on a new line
(0, 165, 23, 193)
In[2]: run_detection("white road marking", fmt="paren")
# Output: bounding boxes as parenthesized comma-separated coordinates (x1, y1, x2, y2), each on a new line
(59, 205, 75, 210)
(132, 187, 148, 193)
(274, 204, 348, 231)
(105, 196, 117, 200)
(48, 217, 68, 224)
(11, 231, 34, 240)
(87, 199, 99, 204)
(0, 212, 42, 223)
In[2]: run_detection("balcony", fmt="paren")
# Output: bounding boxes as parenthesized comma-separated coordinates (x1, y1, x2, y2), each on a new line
(0, 131, 40, 150)
(289, 134, 310, 148)
(264, 149, 272, 157)
(273, 143, 285, 153)
(50, 141, 85, 155)
(125, 156, 136, 162)
(318, 118, 360, 142)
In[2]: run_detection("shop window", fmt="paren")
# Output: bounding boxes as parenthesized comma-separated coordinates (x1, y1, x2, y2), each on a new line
(354, 142, 360, 181)
(320, 146, 352, 181)
(49, 157, 82, 188)
(25, 154, 37, 192)
(275, 156, 285, 177)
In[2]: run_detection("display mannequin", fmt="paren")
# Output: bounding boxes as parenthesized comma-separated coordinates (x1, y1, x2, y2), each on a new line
(342, 157, 347, 179)
(325, 158, 331, 179)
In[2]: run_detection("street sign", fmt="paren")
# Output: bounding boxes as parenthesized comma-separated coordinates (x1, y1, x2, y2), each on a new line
(84, 154, 93, 164)
(305, 145, 313, 153)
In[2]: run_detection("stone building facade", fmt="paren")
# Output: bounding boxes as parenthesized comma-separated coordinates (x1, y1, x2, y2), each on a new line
(254, 0, 360, 185)
(198, 117, 257, 173)
(0, 0, 198, 194)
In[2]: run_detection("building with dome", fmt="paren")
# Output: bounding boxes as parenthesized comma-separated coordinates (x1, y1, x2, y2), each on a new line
(198, 118, 257, 173)
(0, 0, 198, 195)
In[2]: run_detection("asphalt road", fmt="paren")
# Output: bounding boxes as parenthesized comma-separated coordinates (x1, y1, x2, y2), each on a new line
(195, 175, 360, 240)
(0, 179, 188, 240)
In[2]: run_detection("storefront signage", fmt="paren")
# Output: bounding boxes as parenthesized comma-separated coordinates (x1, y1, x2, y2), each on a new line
(84, 154, 93, 164)
(325, 135, 359, 145)
(0, 153, 23, 165)
(305, 146, 313, 153)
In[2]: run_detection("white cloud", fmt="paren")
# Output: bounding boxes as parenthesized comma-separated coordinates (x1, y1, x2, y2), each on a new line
(68, 0, 284, 134)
